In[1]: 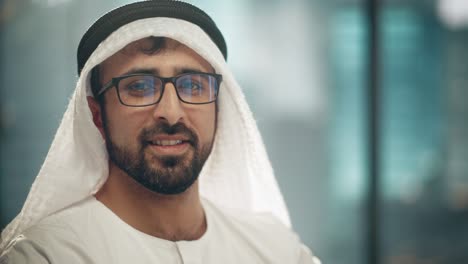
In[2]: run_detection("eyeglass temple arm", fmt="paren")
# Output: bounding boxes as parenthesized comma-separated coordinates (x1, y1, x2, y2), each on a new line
(96, 81, 114, 97)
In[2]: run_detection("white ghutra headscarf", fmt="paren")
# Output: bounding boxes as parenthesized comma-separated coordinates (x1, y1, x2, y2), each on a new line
(1, 16, 291, 251)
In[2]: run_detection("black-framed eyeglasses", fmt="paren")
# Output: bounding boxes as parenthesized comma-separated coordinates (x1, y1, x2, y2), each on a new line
(97, 72, 223, 106)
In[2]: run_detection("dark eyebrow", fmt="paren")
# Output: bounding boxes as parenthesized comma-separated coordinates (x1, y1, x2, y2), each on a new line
(121, 67, 213, 77)
(178, 68, 207, 75)
(122, 68, 158, 76)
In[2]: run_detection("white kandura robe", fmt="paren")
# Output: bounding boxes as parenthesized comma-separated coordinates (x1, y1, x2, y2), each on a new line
(0, 197, 320, 264)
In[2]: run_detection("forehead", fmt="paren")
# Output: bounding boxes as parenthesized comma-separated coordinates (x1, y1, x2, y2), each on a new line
(100, 37, 214, 78)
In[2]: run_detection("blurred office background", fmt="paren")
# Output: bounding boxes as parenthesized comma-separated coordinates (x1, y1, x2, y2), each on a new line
(1, 0, 467, 263)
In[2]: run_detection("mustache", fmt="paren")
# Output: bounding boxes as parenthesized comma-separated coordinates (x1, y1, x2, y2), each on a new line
(139, 122, 198, 145)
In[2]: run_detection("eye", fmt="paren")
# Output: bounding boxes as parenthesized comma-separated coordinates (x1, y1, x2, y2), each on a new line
(121, 78, 157, 96)
(127, 80, 152, 91)
(179, 79, 203, 91)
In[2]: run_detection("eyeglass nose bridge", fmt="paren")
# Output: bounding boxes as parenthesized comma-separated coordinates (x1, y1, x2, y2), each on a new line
(156, 76, 184, 104)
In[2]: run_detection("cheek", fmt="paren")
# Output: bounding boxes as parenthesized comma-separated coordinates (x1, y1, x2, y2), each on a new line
(103, 93, 148, 144)
(193, 105, 216, 144)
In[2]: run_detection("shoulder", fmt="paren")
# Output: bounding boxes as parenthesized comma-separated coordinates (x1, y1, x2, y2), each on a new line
(22, 196, 96, 244)
(0, 198, 96, 263)
(205, 199, 296, 242)
(203, 200, 321, 263)
(0, 234, 49, 264)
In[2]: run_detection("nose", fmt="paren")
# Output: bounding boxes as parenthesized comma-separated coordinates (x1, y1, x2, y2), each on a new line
(151, 82, 185, 125)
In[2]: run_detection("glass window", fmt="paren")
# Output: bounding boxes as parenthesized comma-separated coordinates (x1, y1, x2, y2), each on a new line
(380, 1, 468, 263)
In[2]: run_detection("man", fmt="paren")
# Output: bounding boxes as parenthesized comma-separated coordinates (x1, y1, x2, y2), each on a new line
(0, 1, 321, 263)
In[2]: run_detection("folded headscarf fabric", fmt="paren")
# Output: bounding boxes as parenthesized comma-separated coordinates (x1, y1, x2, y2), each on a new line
(1, 1, 290, 251)
(77, 0, 228, 74)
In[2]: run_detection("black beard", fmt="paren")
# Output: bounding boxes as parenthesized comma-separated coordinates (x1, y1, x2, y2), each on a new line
(102, 112, 212, 195)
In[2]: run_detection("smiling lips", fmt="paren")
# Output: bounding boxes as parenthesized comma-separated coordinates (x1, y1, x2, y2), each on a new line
(147, 136, 191, 155)
(151, 139, 184, 146)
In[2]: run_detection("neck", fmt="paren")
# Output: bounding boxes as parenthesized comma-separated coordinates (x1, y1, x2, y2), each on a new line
(95, 163, 206, 241)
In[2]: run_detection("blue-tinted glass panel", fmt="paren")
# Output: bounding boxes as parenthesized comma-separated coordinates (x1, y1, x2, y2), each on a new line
(380, 2, 468, 263)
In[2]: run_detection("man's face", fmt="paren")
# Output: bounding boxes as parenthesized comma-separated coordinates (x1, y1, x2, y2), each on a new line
(97, 38, 216, 195)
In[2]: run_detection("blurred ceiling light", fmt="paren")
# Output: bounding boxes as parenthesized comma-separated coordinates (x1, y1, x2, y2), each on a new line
(438, 0, 468, 29)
